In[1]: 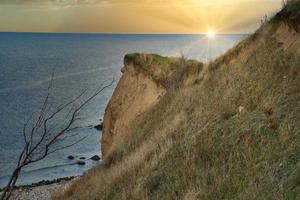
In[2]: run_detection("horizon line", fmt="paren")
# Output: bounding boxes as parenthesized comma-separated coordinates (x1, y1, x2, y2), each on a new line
(0, 31, 251, 35)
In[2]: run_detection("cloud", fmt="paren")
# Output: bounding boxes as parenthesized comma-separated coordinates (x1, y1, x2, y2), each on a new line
(0, 0, 265, 7)
(0, 0, 282, 33)
(0, 0, 104, 6)
(0, 0, 178, 6)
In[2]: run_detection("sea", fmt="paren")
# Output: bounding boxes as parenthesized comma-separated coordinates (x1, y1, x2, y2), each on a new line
(0, 32, 247, 188)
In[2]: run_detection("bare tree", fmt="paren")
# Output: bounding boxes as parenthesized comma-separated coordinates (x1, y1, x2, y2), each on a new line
(0, 76, 113, 200)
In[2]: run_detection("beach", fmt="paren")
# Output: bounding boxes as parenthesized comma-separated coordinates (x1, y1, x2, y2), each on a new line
(0, 178, 76, 200)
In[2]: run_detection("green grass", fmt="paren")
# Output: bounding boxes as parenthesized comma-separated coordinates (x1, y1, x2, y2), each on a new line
(124, 53, 178, 81)
(124, 53, 203, 88)
(273, 0, 300, 32)
(285, 0, 300, 14)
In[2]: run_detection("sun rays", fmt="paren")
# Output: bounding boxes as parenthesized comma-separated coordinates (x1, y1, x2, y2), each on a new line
(0, 0, 283, 33)
(207, 29, 216, 39)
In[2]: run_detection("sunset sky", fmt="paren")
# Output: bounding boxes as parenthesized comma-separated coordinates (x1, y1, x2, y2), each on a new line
(0, 0, 283, 34)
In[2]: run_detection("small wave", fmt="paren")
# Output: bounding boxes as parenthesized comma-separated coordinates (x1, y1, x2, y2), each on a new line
(0, 162, 79, 179)
(24, 162, 80, 173)
(0, 67, 112, 93)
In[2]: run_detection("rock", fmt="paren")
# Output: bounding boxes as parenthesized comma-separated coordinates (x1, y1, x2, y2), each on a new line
(79, 157, 86, 160)
(121, 67, 125, 73)
(90, 155, 101, 161)
(238, 106, 245, 113)
(44, 180, 52, 185)
(94, 123, 103, 130)
(68, 155, 74, 160)
(77, 160, 86, 165)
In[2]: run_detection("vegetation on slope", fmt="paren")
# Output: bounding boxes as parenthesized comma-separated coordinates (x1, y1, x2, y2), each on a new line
(273, 0, 300, 32)
(124, 53, 203, 89)
(55, 3, 300, 200)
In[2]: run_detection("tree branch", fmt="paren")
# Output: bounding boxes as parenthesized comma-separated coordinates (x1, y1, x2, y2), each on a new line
(0, 77, 114, 200)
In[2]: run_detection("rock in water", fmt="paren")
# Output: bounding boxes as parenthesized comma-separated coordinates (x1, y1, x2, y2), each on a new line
(90, 155, 101, 161)
(77, 160, 86, 165)
(94, 123, 103, 130)
(68, 155, 74, 160)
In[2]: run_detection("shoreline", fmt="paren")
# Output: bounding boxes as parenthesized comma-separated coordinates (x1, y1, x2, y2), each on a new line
(0, 176, 78, 192)
(0, 176, 78, 200)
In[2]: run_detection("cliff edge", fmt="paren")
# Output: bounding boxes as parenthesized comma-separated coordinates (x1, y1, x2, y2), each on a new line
(101, 55, 166, 157)
(102, 54, 203, 157)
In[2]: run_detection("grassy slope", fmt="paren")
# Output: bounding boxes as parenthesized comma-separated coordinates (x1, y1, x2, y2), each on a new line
(55, 5, 300, 200)
(124, 53, 203, 88)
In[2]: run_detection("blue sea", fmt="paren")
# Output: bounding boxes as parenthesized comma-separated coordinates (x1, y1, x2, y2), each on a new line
(0, 32, 246, 188)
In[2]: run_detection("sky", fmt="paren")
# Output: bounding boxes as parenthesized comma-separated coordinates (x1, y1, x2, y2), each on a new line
(0, 0, 283, 34)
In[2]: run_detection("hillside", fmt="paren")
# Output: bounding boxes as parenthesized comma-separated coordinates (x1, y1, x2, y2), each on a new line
(55, 3, 300, 200)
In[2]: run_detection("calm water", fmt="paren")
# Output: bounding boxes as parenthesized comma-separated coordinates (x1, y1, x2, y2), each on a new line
(0, 32, 246, 188)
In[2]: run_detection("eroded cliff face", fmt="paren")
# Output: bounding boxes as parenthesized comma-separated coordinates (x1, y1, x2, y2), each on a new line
(101, 57, 167, 157)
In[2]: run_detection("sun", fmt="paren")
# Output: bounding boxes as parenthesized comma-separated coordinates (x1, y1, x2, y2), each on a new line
(207, 29, 216, 39)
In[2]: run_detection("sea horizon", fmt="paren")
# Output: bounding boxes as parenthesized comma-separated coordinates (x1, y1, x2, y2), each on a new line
(0, 31, 249, 36)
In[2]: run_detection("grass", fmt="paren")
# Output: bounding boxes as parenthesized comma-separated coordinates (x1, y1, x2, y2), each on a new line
(124, 53, 203, 89)
(273, 0, 300, 32)
(55, 9, 300, 200)
(285, 0, 300, 14)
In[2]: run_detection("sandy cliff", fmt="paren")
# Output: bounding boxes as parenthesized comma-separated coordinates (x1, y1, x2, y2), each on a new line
(101, 54, 202, 157)
(101, 55, 167, 157)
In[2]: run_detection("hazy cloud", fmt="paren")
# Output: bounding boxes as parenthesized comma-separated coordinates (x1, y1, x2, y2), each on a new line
(0, 0, 282, 33)
(0, 0, 104, 5)
(0, 0, 269, 6)
(0, 0, 185, 6)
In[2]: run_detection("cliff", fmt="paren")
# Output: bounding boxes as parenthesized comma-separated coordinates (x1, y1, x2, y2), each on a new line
(101, 55, 167, 157)
(102, 54, 203, 157)
(55, 2, 300, 200)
